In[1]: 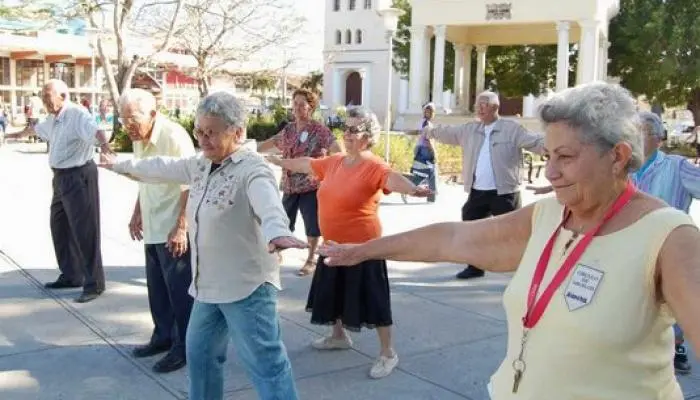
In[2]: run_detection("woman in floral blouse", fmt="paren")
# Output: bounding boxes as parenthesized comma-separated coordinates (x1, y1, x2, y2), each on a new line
(258, 88, 342, 276)
(99, 91, 306, 400)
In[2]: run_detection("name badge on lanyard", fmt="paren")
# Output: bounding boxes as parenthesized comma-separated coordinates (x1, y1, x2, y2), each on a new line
(299, 131, 309, 143)
(564, 264, 604, 311)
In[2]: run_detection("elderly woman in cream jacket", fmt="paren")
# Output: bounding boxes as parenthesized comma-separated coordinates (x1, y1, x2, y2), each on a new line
(99, 92, 305, 400)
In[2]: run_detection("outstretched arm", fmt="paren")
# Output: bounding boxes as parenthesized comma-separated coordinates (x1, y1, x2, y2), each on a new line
(321, 204, 535, 272)
(265, 155, 313, 174)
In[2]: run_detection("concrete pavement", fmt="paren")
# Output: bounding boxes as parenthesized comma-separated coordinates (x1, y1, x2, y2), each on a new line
(1, 142, 700, 400)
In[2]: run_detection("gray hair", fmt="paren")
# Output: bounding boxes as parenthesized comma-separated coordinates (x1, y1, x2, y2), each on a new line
(476, 91, 500, 106)
(196, 91, 246, 134)
(638, 111, 665, 141)
(538, 82, 643, 172)
(118, 88, 156, 118)
(45, 79, 69, 98)
(346, 106, 381, 147)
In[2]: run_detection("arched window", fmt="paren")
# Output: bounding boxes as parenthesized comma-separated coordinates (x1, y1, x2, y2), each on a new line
(333, 0, 340, 11)
(335, 30, 342, 44)
(364, 0, 371, 9)
(345, 29, 352, 44)
(348, 0, 355, 10)
(356, 29, 362, 44)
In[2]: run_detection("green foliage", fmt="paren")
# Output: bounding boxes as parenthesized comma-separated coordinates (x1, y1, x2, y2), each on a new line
(246, 120, 279, 142)
(609, 0, 700, 122)
(301, 71, 324, 95)
(271, 103, 288, 125)
(112, 128, 133, 153)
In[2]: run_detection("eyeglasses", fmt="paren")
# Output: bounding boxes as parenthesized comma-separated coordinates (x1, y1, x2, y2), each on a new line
(342, 124, 369, 136)
(118, 116, 146, 125)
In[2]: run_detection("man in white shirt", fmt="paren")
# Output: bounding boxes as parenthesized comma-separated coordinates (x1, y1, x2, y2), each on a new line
(410, 91, 544, 279)
(118, 88, 196, 373)
(6, 79, 113, 302)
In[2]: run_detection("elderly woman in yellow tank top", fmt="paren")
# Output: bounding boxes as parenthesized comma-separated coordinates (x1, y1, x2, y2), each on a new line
(319, 82, 700, 400)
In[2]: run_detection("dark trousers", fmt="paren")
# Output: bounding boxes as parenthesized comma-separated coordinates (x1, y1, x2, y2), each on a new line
(145, 243, 193, 356)
(461, 188, 521, 272)
(50, 161, 105, 292)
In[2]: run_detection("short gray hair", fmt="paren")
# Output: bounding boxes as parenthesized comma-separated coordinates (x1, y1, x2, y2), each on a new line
(346, 106, 381, 147)
(45, 79, 69, 98)
(638, 111, 665, 140)
(118, 88, 156, 117)
(476, 91, 500, 106)
(196, 91, 246, 132)
(538, 82, 643, 172)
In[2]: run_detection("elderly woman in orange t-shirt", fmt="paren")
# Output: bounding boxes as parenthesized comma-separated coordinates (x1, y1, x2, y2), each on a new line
(266, 107, 431, 379)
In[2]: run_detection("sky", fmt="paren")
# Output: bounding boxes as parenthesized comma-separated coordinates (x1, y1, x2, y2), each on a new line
(251, 0, 326, 75)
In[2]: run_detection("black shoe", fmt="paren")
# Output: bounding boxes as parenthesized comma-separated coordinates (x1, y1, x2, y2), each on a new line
(132, 342, 172, 358)
(45, 279, 82, 289)
(456, 267, 485, 280)
(675, 345, 691, 375)
(74, 290, 103, 303)
(152, 352, 186, 373)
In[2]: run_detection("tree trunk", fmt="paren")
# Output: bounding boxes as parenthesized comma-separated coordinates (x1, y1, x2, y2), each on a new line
(687, 87, 700, 127)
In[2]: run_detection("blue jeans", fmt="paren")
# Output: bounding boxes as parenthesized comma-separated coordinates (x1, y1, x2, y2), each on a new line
(186, 283, 298, 400)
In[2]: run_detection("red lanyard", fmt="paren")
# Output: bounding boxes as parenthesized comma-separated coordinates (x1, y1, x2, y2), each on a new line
(522, 181, 636, 329)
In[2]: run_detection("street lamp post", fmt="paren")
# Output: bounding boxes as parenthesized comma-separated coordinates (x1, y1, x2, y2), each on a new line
(83, 27, 101, 112)
(377, 8, 404, 162)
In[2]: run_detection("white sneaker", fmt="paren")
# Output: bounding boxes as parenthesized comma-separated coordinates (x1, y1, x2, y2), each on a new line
(311, 335, 353, 350)
(369, 353, 399, 379)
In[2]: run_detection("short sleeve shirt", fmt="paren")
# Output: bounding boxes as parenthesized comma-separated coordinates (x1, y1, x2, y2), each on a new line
(272, 120, 335, 194)
(310, 154, 391, 243)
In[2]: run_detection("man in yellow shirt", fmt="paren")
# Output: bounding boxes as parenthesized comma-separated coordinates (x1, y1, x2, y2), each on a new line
(118, 89, 196, 373)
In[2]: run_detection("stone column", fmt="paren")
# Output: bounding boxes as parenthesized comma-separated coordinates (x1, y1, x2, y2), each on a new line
(361, 68, 371, 108)
(332, 68, 342, 106)
(578, 19, 600, 84)
(422, 28, 432, 107)
(452, 43, 465, 109)
(599, 39, 610, 82)
(431, 25, 446, 108)
(462, 45, 472, 111)
(9, 59, 17, 121)
(556, 21, 570, 92)
(408, 25, 426, 112)
(475, 45, 488, 95)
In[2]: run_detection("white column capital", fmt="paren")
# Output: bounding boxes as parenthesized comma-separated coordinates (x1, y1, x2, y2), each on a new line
(409, 25, 427, 36)
(579, 19, 600, 30)
(475, 44, 488, 54)
(453, 43, 468, 52)
(556, 21, 571, 32)
(432, 24, 446, 37)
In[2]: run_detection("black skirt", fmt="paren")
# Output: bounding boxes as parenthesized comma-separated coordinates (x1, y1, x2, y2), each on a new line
(305, 256, 393, 332)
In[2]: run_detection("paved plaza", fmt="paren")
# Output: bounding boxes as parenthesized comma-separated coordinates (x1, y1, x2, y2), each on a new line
(1, 142, 700, 400)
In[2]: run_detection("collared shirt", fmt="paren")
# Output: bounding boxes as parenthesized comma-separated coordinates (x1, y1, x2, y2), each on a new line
(133, 115, 196, 244)
(426, 118, 544, 194)
(112, 145, 291, 304)
(35, 102, 100, 169)
(631, 150, 700, 213)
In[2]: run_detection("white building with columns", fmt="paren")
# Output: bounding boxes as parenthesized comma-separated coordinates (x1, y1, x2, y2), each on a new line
(322, 0, 403, 126)
(407, 0, 618, 121)
(324, 0, 620, 130)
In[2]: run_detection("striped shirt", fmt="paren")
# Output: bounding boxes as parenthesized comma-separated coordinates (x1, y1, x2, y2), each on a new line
(35, 102, 100, 169)
(631, 150, 700, 212)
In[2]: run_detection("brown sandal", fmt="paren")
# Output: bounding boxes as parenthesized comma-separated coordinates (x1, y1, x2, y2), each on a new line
(296, 259, 316, 276)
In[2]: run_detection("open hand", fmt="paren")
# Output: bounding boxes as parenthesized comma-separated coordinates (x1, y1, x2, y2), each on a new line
(128, 210, 143, 241)
(317, 241, 365, 267)
(268, 236, 308, 253)
(411, 185, 433, 198)
(98, 152, 118, 169)
(166, 225, 188, 258)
